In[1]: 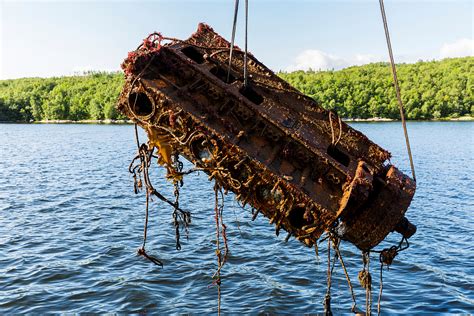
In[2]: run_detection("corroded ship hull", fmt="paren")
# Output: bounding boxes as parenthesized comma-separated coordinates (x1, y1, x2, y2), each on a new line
(117, 23, 416, 251)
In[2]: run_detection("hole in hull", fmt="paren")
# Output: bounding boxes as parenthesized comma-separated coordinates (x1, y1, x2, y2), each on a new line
(327, 144, 350, 167)
(240, 85, 264, 105)
(129, 92, 154, 117)
(287, 207, 311, 229)
(190, 136, 214, 163)
(210, 65, 236, 84)
(181, 46, 205, 64)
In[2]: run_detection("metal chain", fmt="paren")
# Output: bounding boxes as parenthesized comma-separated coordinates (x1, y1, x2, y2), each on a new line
(379, 0, 416, 181)
(173, 182, 181, 251)
(172, 153, 185, 251)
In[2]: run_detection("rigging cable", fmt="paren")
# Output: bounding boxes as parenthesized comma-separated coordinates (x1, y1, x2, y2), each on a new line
(243, 0, 249, 87)
(227, 0, 250, 87)
(227, 0, 240, 83)
(379, 0, 416, 181)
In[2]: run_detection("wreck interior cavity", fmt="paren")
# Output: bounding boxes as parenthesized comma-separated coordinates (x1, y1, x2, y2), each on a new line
(327, 144, 350, 167)
(209, 65, 236, 84)
(181, 46, 205, 64)
(128, 92, 154, 118)
(287, 206, 311, 229)
(240, 85, 264, 105)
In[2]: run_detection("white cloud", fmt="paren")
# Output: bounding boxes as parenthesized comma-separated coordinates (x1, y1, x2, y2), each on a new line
(285, 50, 347, 72)
(285, 50, 384, 72)
(285, 39, 474, 72)
(353, 54, 381, 65)
(439, 38, 474, 59)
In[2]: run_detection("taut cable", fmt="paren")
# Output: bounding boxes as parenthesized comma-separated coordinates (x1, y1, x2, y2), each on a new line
(227, 0, 240, 83)
(379, 0, 416, 181)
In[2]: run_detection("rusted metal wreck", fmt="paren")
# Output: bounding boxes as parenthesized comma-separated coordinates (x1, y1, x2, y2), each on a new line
(117, 23, 416, 252)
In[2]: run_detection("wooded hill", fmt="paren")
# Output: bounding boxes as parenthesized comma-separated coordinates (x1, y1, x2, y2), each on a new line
(0, 57, 472, 122)
(279, 57, 473, 120)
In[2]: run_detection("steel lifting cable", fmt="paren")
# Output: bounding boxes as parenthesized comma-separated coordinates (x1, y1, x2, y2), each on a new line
(227, 0, 250, 87)
(379, 0, 416, 182)
(227, 0, 240, 83)
(243, 0, 249, 87)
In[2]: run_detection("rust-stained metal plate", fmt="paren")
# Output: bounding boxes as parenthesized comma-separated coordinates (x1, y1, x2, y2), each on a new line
(117, 23, 416, 250)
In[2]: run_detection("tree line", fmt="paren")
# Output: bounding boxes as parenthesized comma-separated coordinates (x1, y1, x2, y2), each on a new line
(280, 57, 473, 120)
(0, 57, 472, 122)
(0, 71, 124, 122)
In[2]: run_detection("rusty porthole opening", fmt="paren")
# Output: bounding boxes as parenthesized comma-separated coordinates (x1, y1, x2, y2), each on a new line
(181, 46, 205, 64)
(129, 92, 154, 118)
(287, 206, 311, 229)
(327, 144, 350, 167)
(190, 136, 214, 163)
(240, 85, 264, 105)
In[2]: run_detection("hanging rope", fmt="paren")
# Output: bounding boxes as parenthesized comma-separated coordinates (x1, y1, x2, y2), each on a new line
(373, 236, 410, 315)
(358, 251, 372, 315)
(211, 182, 229, 316)
(214, 183, 222, 316)
(323, 237, 333, 316)
(377, 262, 384, 316)
(330, 235, 357, 313)
(134, 142, 163, 268)
(129, 121, 192, 268)
(227, 0, 240, 83)
(328, 111, 343, 146)
(379, 0, 416, 182)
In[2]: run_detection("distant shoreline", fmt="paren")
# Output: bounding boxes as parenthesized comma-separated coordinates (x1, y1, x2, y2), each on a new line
(34, 119, 134, 124)
(0, 119, 134, 124)
(344, 115, 474, 122)
(1, 116, 472, 124)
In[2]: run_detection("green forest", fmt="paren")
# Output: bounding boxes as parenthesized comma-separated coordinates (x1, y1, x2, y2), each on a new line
(0, 72, 124, 122)
(280, 57, 473, 120)
(0, 57, 472, 122)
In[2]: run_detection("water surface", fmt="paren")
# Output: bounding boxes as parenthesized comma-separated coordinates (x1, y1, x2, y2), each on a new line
(0, 122, 472, 313)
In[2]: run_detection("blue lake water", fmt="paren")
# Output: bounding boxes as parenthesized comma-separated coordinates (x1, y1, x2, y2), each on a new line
(0, 122, 473, 314)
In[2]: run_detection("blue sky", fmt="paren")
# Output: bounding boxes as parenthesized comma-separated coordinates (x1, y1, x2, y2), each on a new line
(1, 0, 472, 79)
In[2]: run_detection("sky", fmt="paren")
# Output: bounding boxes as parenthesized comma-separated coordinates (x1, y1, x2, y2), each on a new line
(0, 0, 472, 79)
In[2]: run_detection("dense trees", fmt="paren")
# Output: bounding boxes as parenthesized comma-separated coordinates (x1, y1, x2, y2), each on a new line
(0, 72, 124, 122)
(0, 57, 472, 122)
(280, 57, 473, 120)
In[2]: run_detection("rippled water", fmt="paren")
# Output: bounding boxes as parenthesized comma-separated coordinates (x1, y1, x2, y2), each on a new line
(0, 122, 472, 314)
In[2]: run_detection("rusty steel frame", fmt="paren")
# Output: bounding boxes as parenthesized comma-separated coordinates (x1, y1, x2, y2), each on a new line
(117, 23, 416, 251)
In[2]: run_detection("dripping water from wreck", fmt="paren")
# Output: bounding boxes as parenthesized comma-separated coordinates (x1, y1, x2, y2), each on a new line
(0, 122, 472, 313)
